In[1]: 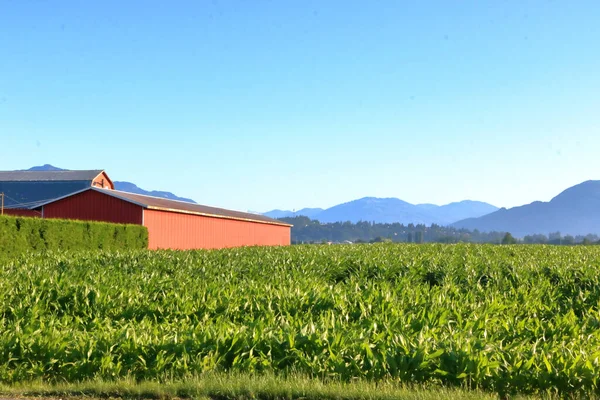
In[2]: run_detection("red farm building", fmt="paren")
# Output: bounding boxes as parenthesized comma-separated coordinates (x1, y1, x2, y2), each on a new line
(0, 169, 113, 218)
(1, 170, 291, 250)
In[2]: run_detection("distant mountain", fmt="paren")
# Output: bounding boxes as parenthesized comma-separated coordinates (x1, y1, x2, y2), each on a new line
(415, 203, 439, 211)
(112, 181, 196, 203)
(25, 165, 196, 203)
(424, 200, 500, 225)
(317, 197, 434, 224)
(452, 180, 600, 237)
(264, 198, 498, 225)
(26, 164, 66, 171)
(263, 208, 324, 219)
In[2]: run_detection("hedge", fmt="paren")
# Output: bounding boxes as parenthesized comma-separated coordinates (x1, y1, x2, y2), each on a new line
(0, 215, 148, 256)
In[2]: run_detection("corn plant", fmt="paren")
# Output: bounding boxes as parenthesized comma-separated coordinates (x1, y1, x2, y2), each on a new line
(1, 244, 600, 396)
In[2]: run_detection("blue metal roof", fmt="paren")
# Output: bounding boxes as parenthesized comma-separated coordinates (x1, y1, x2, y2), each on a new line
(0, 170, 103, 209)
(0, 170, 103, 182)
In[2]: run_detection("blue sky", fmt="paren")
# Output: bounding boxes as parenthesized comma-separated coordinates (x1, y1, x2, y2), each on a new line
(1, 1, 599, 212)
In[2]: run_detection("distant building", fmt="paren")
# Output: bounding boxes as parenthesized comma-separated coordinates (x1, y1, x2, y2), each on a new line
(0, 170, 291, 249)
(0, 170, 112, 217)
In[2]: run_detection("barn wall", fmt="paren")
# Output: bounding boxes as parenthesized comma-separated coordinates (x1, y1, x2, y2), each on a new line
(144, 209, 291, 250)
(2, 208, 41, 218)
(43, 190, 143, 225)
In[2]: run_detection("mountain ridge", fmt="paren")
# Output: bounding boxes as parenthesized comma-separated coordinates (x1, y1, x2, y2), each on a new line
(23, 165, 600, 235)
(452, 180, 600, 237)
(263, 208, 324, 219)
(265, 197, 498, 225)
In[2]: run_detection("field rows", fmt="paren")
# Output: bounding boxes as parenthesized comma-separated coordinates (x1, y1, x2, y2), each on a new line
(1, 244, 600, 396)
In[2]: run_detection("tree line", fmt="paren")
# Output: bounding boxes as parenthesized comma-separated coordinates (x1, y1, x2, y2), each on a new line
(279, 216, 600, 245)
(280, 216, 502, 244)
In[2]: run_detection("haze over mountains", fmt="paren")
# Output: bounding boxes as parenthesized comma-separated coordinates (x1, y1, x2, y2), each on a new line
(453, 180, 600, 237)
(265, 198, 498, 226)
(262, 208, 325, 219)
(21, 165, 600, 237)
(111, 181, 196, 204)
(267, 180, 600, 237)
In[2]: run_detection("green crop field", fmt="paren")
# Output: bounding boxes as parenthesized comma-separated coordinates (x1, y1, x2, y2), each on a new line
(1, 244, 600, 397)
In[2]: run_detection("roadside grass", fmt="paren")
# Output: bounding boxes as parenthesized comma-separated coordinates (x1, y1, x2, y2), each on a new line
(0, 373, 499, 400)
(0, 373, 591, 400)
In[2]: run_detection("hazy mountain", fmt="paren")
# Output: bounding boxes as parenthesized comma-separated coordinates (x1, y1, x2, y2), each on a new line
(26, 164, 66, 171)
(25, 165, 196, 203)
(452, 180, 600, 237)
(112, 181, 196, 203)
(415, 203, 439, 211)
(265, 198, 498, 225)
(425, 200, 500, 225)
(317, 197, 433, 224)
(263, 208, 324, 219)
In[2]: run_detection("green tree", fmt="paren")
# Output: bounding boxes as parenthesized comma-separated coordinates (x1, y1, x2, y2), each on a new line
(415, 231, 424, 244)
(549, 231, 562, 245)
(501, 232, 517, 245)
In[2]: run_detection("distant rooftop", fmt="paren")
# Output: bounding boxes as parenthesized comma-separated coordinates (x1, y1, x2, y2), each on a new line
(0, 169, 108, 209)
(0, 170, 104, 182)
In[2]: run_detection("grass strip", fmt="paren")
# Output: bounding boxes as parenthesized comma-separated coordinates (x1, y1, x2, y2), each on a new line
(0, 373, 501, 400)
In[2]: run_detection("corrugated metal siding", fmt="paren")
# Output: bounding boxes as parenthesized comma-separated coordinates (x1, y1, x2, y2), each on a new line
(93, 188, 290, 226)
(2, 209, 41, 218)
(144, 209, 291, 250)
(43, 189, 143, 225)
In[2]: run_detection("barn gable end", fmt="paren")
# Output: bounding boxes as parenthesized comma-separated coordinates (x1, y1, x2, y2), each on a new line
(42, 189, 143, 225)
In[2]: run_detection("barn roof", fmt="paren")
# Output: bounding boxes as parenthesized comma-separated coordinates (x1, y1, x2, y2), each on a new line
(0, 170, 108, 209)
(0, 170, 104, 182)
(38, 187, 292, 227)
(96, 188, 292, 227)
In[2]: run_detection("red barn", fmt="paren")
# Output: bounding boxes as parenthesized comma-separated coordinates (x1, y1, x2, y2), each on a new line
(36, 187, 291, 250)
(0, 169, 113, 217)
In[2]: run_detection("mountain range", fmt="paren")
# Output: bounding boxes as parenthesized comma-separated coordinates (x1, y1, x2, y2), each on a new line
(452, 180, 600, 237)
(22, 165, 600, 237)
(267, 180, 600, 237)
(25, 165, 196, 203)
(264, 198, 498, 226)
(262, 208, 325, 219)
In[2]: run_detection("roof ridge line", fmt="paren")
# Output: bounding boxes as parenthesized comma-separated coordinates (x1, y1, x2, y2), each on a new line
(92, 188, 291, 227)
(98, 187, 252, 213)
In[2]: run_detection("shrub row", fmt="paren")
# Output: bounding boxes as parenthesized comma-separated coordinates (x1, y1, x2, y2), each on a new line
(0, 215, 148, 255)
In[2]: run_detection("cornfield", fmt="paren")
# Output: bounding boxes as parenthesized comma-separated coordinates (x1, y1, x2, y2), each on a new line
(2, 244, 600, 396)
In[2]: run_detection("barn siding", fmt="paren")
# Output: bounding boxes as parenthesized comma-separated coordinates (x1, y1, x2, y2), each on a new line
(2, 209, 41, 218)
(43, 189, 143, 225)
(144, 209, 291, 250)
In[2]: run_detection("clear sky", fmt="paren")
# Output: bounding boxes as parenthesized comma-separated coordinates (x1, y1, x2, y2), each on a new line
(1, 1, 599, 212)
